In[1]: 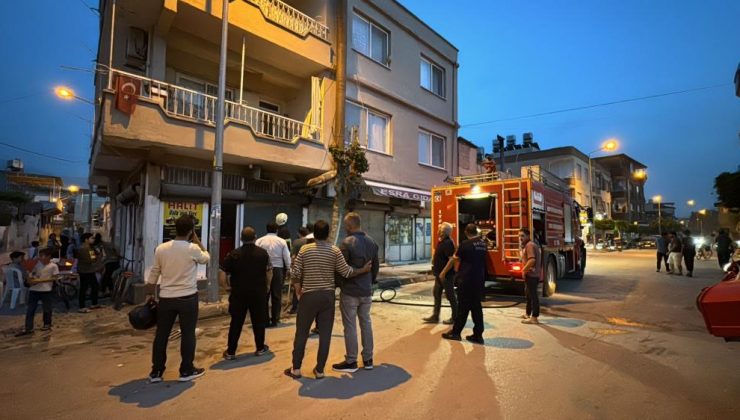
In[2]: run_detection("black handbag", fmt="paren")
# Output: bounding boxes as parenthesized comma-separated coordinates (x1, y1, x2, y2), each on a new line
(128, 298, 158, 330)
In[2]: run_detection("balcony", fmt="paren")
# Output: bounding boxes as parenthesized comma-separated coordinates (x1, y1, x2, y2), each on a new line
(110, 69, 320, 144)
(245, 0, 328, 41)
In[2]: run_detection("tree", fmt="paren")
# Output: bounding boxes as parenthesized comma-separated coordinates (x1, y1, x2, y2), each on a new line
(328, 133, 369, 244)
(714, 170, 740, 209)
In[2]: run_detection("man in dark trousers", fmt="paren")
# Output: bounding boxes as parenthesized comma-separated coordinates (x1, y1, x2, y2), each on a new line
(285, 220, 371, 380)
(656, 232, 670, 273)
(220, 226, 273, 360)
(681, 229, 696, 277)
(442, 223, 487, 344)
(716, 229, 735, 269)
(332, 212, 380, 373)
(520, 228, 542, 325)
(423, 222, 457, 325)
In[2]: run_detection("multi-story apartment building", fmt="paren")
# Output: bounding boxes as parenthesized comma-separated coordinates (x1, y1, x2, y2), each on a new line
(89, 0, 458, 275)
(493, 141, 614, 218)
(593, 154, 647, 223)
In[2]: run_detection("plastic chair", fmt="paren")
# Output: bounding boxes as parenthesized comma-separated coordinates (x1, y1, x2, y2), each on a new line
(0, 266, 28, 309)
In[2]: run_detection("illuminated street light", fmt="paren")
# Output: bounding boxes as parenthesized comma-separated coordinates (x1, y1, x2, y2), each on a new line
(697, 209, 708, 235)
(68, 185, 80, 193)
(652, 195, 663, 235)
(588, 139, 619, 249)
(687, 199, 695, 207)
(54, 85, 94, 105)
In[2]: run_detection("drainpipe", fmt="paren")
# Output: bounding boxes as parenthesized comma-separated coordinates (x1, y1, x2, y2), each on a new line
(334, 0, 346, 149)
(108, 0, 116, 89)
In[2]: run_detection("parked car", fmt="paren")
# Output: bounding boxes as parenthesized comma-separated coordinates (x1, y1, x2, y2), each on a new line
(638, 238, 656, 249)
(697, 250, 740, 341)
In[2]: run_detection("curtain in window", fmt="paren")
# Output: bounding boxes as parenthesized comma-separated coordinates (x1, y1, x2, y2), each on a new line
(420, 61, 431, 90)
(432, 136, 445, 167)
(418, 132, 430, 164)
(367, 112, 387, 152)
(371, 26, 387, 63)
(352, 15, 370, 55)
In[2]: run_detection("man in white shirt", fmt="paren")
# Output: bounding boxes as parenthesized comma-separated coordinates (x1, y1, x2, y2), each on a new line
(146, 215, 210, 383)
(16, 248, 59, 336)
(256, 222, 291, 327)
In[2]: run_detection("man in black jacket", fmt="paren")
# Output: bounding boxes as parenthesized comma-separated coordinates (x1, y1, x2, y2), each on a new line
(332, 213, 380, 373)
(423, 222, 457, 325)
(220, 227, 273, 359)
(442, 224, 487, 344)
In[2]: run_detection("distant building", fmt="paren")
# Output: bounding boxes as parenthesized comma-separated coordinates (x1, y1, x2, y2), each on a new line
(457, 136, 483, 176)
(593, 154, 648, 223)
(494, 141, 613, 218)
(645, 200, 676, 221)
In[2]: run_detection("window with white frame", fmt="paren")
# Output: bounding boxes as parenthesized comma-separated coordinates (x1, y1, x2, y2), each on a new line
(345, 101, 390, 154)
(418, 131, 445, 168)
(352, 13, 389, 65)
(420, 58, 445, 97)
(575, 163, 583, 180)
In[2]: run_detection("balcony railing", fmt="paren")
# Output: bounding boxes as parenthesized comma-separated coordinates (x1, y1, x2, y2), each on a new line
(109, 70, 320, 144)
(245, 0, 329, 41)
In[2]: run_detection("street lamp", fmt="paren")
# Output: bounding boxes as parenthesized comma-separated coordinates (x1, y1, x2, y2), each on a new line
(588, 139, 619, 248)
(54, 86, 94, 105)
(698, 208, 707, 236)
(68, 185, 80, 194)
(653, 195, 663, 235)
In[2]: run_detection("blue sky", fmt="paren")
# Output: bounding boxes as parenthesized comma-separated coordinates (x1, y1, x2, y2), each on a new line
(0, 0, 738, 217)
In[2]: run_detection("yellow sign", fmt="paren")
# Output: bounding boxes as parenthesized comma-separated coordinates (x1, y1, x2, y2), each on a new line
(163, 202, 203, 240)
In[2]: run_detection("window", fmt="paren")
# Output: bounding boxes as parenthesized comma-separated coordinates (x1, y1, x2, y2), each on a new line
(418, 131, 445, 168)
(420, 58, 445, 97)
(575, 163, 583, 180)
(583, 167, 588, 184)
(352, 13, 389, 65)
(345, 101, 389, 153)
(175, 74, 233, 121)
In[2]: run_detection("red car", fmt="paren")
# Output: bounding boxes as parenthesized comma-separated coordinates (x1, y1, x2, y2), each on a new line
(697, 251, 740, 341)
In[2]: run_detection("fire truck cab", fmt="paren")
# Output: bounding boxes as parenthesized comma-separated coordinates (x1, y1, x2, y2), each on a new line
(431, 167, 586, 296)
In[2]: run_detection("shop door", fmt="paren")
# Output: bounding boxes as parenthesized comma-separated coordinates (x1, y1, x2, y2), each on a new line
(220, 204, 237, 265)
(386, 214, 414, 263)
(414, 217, 432, 261)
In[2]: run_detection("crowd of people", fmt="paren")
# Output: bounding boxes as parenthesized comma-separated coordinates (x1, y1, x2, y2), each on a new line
(9, 228, 121, 337)
(656, 228, 737, 277)
(145, 212, 379, 383)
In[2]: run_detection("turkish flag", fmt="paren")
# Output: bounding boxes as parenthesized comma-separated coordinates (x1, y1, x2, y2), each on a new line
(115, 75, 140, 115)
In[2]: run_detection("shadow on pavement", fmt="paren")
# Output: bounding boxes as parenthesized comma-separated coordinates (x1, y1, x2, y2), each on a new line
(108, 379, 194, 408)
(210, 352, 275, 370)
(540, 318, 586, 328)
(483, 337, 534, 349)
(296, 364, 411, 399)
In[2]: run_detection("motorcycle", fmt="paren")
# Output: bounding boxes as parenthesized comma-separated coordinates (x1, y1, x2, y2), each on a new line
(694, 237, 713, 260)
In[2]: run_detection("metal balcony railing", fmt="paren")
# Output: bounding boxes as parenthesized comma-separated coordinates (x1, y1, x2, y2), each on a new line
(109, 69, 321, 144)
(245, 0, 329, 41)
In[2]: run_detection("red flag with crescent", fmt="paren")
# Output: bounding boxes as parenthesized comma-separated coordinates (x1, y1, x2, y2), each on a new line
(115, 75, 140, 115)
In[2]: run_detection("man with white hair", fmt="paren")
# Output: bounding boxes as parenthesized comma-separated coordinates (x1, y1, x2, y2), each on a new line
(423, 222, 458, 324)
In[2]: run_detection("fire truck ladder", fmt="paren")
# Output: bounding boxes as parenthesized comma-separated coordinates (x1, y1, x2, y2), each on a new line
(502, 179, 527, 261)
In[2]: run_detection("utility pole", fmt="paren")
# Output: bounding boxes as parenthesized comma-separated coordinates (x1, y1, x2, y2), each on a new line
(207, 0, 230, 303)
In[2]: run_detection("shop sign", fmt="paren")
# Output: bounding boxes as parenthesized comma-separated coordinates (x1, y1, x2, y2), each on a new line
(163, 201, 203, 240)
(372, 186, 431, 202)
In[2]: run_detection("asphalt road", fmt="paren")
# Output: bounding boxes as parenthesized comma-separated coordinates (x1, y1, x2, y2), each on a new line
(0, 250, 737, 419)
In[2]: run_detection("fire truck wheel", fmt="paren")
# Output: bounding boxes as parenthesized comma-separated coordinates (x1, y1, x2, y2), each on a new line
(573, 249, 586, 280)
(543, 258, 557, 297)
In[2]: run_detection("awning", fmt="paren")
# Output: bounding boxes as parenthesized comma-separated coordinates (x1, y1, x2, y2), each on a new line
(364, 180, 431, 202)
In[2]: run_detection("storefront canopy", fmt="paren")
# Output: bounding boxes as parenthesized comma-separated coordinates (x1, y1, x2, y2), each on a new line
(364, 180, 431, 203)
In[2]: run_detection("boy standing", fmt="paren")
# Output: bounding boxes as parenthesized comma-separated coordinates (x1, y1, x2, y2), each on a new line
(16, 248, 59, 336)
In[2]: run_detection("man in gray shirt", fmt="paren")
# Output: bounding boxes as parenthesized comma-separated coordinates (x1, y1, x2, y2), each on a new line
(332, 212, 379, 373)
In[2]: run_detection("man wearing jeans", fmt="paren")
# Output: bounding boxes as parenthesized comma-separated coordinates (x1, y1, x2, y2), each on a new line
(332, 213, 379, 373)
(147, 215, 210, 383)
(520, 228, 542, 325)
(285, 220, 371, 380)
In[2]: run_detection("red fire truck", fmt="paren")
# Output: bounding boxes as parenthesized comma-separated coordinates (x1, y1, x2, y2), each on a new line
(431, 168, 586, 296)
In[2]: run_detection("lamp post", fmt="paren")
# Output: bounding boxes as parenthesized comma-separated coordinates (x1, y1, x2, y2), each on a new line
(588, 139, 618, 248)
(206, 0, 231, 303)
(698, 209, 707, 236)
(687, 199, 695, 232)
(54, 86, 94, 105)
(653, 195, 663, 235)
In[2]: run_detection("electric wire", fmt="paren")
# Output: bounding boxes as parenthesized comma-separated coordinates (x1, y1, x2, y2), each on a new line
(461, 82, 732, 128)
(0, 141, 87, 163)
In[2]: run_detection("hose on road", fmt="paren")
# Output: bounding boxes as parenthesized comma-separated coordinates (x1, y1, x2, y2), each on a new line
(374, 286, 522, 309)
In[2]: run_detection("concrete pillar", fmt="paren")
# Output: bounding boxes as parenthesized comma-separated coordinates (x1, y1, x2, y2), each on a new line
(142, 164, 162, 282)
